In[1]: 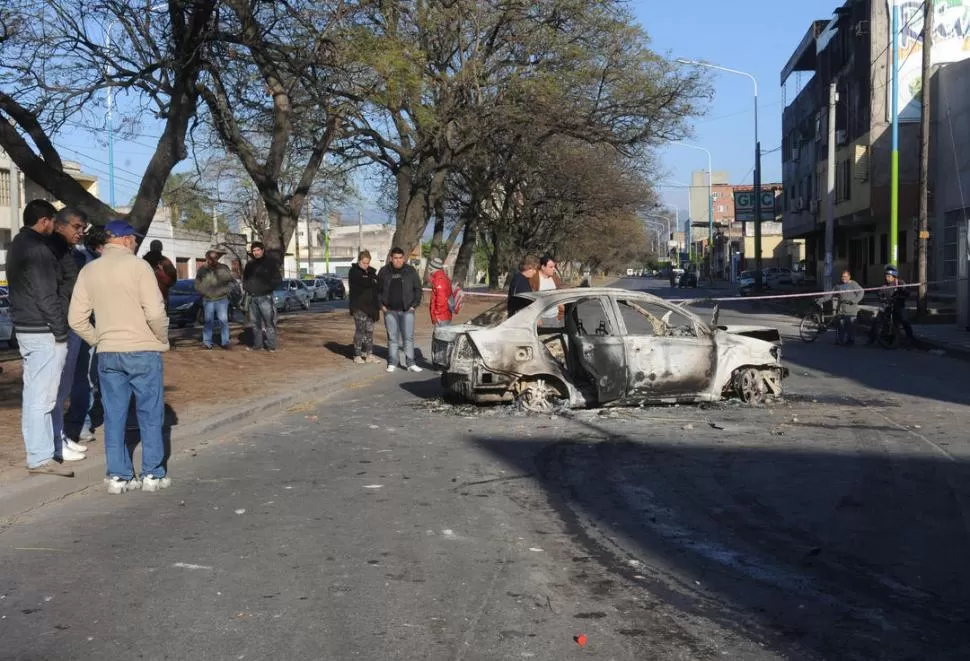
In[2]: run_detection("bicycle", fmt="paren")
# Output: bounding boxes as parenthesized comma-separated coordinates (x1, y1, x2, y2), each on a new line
(799, 298, 840, 343)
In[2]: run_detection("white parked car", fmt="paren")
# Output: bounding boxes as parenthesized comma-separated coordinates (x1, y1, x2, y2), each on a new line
(302, 277, 330, 302)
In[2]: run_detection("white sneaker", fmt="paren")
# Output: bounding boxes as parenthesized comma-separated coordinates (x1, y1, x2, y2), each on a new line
(57, 447, 86, 462)
(141, 475, 172, 492)
(354, 356, 365, 365)
(78, 429, 96, 442)
(386, 365, 397, 373)
(407, 365, 423, 373)
(64, 438, 88, 453)
(105, 476, 140, 495)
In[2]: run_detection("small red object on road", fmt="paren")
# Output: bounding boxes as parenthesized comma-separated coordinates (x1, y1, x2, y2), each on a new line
(574, 633, 588, 647)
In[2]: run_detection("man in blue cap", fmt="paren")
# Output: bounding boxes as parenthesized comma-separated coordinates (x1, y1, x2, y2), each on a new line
(69, 220, 172, 495)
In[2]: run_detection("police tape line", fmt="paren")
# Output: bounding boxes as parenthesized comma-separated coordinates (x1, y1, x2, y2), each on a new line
(425, 277, 962, 307)
(668, 279, 952, 306)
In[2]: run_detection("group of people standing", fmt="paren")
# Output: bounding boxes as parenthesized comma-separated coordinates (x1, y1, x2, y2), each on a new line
(348, 247, 461, 372)
(8, 200, 171, 493)
(507, 254, 562, 318)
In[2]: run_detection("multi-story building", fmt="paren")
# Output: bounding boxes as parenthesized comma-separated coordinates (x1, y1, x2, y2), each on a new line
(1, 151, 99, 282)
(781, 0, 922, 287)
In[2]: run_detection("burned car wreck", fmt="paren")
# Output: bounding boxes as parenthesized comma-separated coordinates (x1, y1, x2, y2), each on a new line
(431, 288, 788, 412)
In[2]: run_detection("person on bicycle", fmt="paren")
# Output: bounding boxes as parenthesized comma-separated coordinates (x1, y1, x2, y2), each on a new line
(831, 269, 864, 345)
(867, 265, 914, 345)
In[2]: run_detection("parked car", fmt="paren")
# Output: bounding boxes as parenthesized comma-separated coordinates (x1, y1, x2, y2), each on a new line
(0, 295, 16, 347)
(737, 270, 768, 295)
(432, 288, 787, 412)
(321, 274, 346, 300)
(167, 279, 204, 328)
(678, 269, 699, 288)
(302, 277, 330, 302)
(274, 279, 312, 312)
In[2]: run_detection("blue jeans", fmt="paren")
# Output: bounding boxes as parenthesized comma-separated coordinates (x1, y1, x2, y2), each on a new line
(248, 295, 277, 350)
(18, 333, 68, 468)
(98, 351, 166, 480)
(203, 297, 230, 347)
(835, 315, 855, 344)
(384, 309, 416, 367)
(65, 343, 98, 436)
(52, 331, 85, 450)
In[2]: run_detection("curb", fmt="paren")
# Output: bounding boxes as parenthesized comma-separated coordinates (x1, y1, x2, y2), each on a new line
(0, 360, 384, 525)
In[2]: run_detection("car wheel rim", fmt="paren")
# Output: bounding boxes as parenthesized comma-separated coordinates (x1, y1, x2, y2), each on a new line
(517, 379, 560, 413)
(736, 368, 766, 405)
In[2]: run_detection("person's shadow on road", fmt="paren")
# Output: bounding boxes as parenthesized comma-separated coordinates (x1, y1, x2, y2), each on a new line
(123, 401, 178, 473)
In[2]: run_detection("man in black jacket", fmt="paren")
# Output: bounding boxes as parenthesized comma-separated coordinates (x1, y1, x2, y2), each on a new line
(377, 247, 423, 373)
(243, 241, 282, 351)
(48, 208, 92, 457)
(7, 200, 77, 476)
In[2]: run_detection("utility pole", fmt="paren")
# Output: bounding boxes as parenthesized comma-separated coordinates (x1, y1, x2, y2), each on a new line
(917, 0, 933, 315)
(294, 216, 301, 279)
(890, 0, 901, 266)
(357, 208, 363, 255)
(825, 81, 838, 291)
(753, 96, 762, 289)
(305, 195, 313, 276)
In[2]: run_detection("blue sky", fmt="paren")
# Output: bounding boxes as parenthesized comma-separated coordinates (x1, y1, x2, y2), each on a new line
(630, 0, 840, 218)
(52, 1, 842, 224)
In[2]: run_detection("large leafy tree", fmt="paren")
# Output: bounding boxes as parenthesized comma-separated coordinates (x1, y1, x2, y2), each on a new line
(193, 0, 350, 254)
(334, 0, 706, 262)
(0, 0, 217, 230)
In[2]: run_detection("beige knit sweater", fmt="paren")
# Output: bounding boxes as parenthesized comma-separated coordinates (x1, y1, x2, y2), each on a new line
(69, 244, 169, 353)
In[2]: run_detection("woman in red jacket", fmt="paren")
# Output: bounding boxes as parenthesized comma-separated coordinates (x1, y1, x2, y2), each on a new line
(428, 257, 453, 326)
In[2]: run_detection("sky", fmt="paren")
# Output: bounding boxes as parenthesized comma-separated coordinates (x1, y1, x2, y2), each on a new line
(50, 0, 843, 227)
(628, 0, 840, 221)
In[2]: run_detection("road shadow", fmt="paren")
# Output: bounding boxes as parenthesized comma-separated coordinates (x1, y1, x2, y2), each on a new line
(469, 419, 970, 660)
(121, 401, 178, 473)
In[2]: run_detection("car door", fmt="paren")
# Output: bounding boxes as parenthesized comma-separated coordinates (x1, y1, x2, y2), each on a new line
(615, 299, 716, 398)
(565, 296, 626, 403)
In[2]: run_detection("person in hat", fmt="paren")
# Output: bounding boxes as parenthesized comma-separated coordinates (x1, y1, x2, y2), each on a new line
(195, 248, 235, 350)
(428, 256, 453, 327)
(69, 219, 171, 494)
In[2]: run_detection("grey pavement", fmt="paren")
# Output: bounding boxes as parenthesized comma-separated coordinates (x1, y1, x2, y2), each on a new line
(1, 278, 969, 659)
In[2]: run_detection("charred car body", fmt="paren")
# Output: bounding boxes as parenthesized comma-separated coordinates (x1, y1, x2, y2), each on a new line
(432, 289, 788, 411)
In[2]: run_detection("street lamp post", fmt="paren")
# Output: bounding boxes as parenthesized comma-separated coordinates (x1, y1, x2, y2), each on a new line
(645, 213, 675, 262)
(677, 59, 761, 285)
(669, 142, 714, 283)
(659, 181, 693, 261)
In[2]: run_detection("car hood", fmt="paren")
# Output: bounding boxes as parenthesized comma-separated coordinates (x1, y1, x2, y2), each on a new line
(716, 324, 781, 343)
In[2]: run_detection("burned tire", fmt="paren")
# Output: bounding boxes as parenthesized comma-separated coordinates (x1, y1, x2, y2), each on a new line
(733, 367, 767, 406)
(516, 378, 564, 413)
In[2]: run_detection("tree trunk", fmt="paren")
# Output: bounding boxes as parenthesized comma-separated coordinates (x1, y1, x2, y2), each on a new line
(452, 217, 477, 286)
(390, 165, 430, 262)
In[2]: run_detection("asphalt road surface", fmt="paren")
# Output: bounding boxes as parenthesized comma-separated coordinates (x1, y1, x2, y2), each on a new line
(1, 278, 968, 660)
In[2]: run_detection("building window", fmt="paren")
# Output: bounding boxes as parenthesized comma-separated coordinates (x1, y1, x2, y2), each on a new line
(0, 170, 9, 206)
(899, 230, 907, 264)
(712, 192, 720, 200)
(880, 234, 888, 265)
(717, 205, 725, 213)
(835, 159, 852, 203)
(868, 235, 875, 265)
